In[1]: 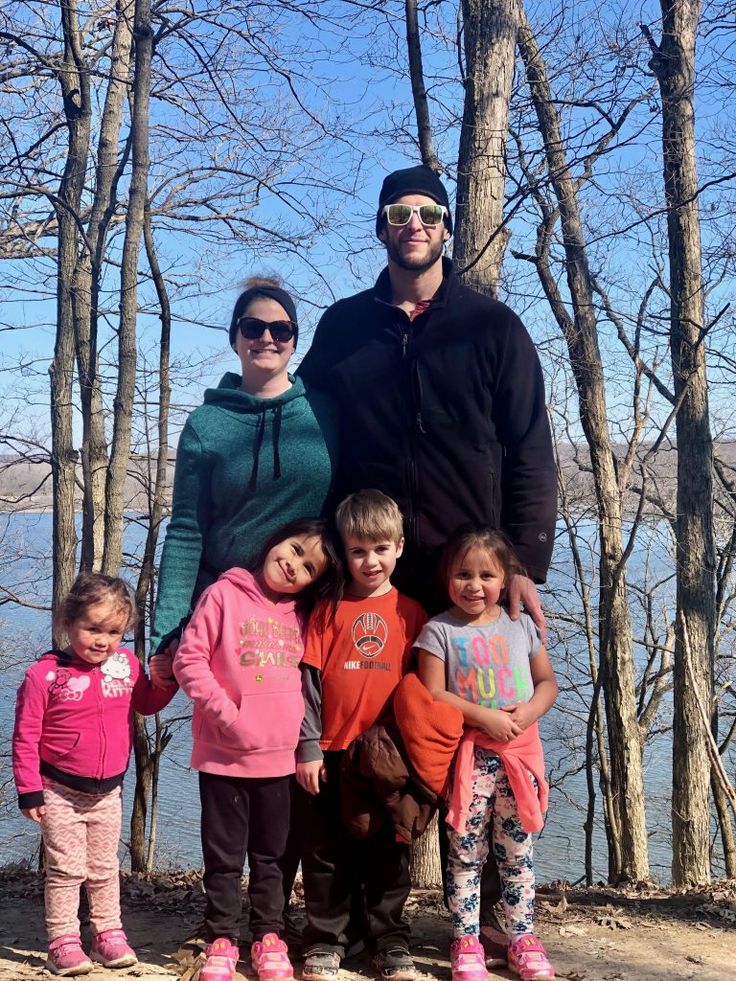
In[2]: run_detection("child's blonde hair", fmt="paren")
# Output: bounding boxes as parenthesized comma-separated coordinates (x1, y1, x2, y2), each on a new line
(335, 489, 404, 544)
(55, 572, 137, 635)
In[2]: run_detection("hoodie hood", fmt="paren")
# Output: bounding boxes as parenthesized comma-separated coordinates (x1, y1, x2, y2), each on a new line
(203, 372, 306, 412)
(217, 567, 297, 616)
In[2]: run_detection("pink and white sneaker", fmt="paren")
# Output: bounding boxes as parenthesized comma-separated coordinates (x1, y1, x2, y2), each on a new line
(251, 933, 294, 981)
(90, 928, 138, 969)
(46, 934, 93, 976)
(507, 935, 555, 980)
(449, 935, 488, 981)
(201, 937, 240, 981)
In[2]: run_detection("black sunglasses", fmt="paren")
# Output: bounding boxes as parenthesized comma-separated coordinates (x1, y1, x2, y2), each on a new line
(237, 317, 296, 343)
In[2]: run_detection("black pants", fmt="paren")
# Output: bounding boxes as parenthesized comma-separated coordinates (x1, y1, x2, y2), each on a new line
(302, 752, 410, 957)
(199, 771, 290, 943)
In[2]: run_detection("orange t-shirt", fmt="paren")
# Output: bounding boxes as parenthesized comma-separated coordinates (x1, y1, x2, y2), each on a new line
(303, 589, 427, 752)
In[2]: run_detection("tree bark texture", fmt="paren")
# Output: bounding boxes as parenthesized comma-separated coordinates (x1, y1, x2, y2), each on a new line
(648, 0, 714, 886)
(453, 0, 518, 296)
(72, 0, 134, 572)
(50, 0, 91, 637)
(410, 812, 443, 888)
(103, 0, 152, 575)
(518, 9, 650, 882)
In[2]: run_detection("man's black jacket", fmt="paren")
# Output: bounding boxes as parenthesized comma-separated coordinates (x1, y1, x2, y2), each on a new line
(298, 258, 557, 584)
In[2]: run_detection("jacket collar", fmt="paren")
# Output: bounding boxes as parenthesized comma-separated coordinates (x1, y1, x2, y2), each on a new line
(373, 256, 457, 312)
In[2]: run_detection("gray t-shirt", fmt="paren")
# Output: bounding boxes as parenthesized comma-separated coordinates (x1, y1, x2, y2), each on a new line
(415, 608, 541, 710)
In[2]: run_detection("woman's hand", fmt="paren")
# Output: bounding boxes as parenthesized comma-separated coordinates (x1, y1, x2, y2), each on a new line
(22, 806, 45, 823)
(150, 641, 178, 688)
(478, 707, 522, 742)
(296, 760, 326, 795)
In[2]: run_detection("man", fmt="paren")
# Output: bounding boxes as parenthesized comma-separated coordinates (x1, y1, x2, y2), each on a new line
(299, 164, 556, 622)
(298, 164, 557, 967)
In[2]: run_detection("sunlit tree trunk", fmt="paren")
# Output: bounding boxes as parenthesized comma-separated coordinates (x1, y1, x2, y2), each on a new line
(453, 0, 519, 296)
(645, 0, 714, 887)
(518, 8, 649, 882)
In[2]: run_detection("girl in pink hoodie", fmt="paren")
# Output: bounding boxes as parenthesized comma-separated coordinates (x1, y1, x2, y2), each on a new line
(173, 517, 342, 981)
(12, 572, 177, 977)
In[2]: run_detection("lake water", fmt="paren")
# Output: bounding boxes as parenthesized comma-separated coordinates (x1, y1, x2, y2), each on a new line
(0, 511, 725, 884)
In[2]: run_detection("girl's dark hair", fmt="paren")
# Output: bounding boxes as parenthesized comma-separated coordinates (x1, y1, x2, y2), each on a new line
(55, 572, 137, 633)
(439, 526, 524, 604)
(248, 517, 344, 627)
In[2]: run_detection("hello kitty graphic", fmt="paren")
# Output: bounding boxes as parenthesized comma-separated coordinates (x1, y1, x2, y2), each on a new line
(46, 668, 90, 702)
(101, 651, 134, 698)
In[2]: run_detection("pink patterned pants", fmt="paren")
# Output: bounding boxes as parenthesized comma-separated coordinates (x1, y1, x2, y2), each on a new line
(41, 779, 123, 940)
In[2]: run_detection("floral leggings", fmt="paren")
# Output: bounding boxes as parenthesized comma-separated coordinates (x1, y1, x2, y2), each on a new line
(446, 749, 536, 938)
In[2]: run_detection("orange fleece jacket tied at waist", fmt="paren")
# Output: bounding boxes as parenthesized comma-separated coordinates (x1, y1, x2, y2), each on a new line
(446, 722, 549, 835)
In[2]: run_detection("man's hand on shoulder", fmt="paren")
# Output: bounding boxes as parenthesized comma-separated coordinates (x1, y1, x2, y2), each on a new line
(507, 574, 547, 643)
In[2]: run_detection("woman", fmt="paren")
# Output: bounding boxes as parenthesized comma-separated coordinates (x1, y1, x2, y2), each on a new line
(149, 275, 338, 661)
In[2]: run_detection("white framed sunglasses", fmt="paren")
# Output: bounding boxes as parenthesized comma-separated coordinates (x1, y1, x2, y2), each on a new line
(381, 203, 448, 227)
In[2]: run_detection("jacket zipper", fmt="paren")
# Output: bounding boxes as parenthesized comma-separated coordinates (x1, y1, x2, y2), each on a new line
(400, 320, 421, 548)
(96, 666, 106, 782)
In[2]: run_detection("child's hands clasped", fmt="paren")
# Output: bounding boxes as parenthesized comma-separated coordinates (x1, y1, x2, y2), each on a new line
(478, 707, 522, 742)
(149, 644, 177, 688)
(502, 702, 537, 732)
(296, 760, 327, 795)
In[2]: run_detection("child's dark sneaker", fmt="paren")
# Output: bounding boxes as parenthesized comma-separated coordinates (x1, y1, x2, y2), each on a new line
(302, 949, 341, 981)
(251, 933, 294, 981)
(479, 924, 508, 968)
(46, 934, 93, 976)
(507, 935, 555, 980)
(372, 947, 418, 981)
(201, 937, 240, 981)
(90, 928, 138, 968)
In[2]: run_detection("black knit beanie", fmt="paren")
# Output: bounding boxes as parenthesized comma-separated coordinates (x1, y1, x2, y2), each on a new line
(375, 164, 453, 236)
(228, 285, 298, 349)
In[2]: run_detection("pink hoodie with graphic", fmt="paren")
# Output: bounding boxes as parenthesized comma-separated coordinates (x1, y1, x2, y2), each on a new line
(13, 647, 176, 810)
(173, 568, 305, 778)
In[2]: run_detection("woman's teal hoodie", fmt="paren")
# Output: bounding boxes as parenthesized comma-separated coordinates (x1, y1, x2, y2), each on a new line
(151, 372, 338, 653)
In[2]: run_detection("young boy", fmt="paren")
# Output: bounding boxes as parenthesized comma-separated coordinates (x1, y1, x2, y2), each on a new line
(296, 490, 426, 981)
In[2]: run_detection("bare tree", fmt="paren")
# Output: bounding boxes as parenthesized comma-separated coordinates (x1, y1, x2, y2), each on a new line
(643, 0, 716, 886)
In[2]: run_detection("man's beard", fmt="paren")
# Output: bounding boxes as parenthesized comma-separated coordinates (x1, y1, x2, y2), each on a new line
(384, 235, 444, 272)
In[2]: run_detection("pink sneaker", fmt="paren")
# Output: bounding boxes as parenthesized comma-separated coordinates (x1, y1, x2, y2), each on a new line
(46, 934, 93, 976)
(90, 928, 138, 968)
(201, 937, 240, 981)
(507, 935, 555, 980)
(449, 935, 488, 981)
(251, 933, 294, 981)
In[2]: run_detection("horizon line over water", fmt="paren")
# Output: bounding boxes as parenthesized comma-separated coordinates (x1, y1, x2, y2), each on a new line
(0, 511, 727, 883)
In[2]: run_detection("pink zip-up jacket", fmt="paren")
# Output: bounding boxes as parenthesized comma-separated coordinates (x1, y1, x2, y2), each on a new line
(13, 647, 177, 810)
(173, 567, 305, 778)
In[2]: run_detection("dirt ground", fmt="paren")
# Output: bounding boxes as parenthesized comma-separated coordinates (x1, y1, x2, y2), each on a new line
(0, 869, 734, 981)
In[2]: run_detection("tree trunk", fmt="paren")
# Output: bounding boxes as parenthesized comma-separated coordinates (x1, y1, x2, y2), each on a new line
(410, 812, 443, 888)
(404, 0, 440, 174)
(72, 0, 134, 571)
(646, 0, 714, 886)
(103, 0, 152, 575)
(453, 0, 518, 296)
(517, 9, 650, 882)
(130, 202, 173, 872)
(51, 0, 92, 636)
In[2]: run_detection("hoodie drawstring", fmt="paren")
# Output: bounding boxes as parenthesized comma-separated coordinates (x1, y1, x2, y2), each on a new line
(248, 404, 284, 490)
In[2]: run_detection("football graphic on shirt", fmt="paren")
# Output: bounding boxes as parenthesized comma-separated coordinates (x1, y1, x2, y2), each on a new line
(351, 612, 388, 658)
